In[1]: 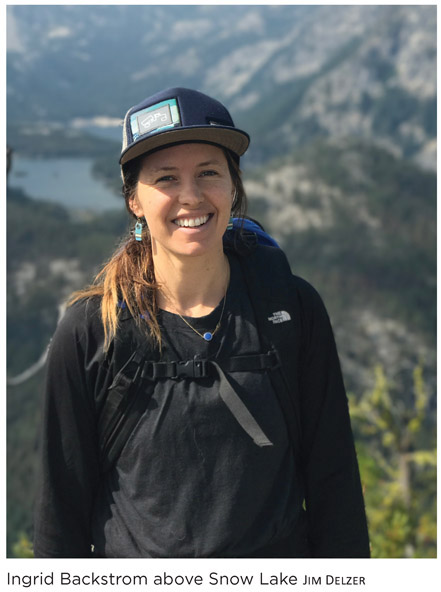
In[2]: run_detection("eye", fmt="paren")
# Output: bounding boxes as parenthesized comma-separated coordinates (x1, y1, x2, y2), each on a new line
(155, 175, 176, 183)
(200, 169, 219, 177)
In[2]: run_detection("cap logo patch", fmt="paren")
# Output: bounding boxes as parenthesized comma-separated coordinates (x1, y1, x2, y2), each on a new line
(130, 98, 180, 141)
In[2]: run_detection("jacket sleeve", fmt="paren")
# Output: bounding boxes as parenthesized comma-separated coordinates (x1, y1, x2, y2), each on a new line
(296, 279, 370, 558)
(33, 300, 103, 558)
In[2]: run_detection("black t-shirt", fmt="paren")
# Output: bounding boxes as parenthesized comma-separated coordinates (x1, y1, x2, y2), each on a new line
(90, 255, 302, 557)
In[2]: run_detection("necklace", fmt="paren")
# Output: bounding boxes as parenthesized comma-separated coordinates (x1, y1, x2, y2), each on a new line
(176, 293, 227, 341)
(175, 267, 230, 342)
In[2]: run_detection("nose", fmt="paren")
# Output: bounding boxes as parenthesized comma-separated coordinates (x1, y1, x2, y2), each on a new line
(177, 178, 204, 206)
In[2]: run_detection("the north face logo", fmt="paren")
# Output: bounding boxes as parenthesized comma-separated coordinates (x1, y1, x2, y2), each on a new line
(268, 311, 291, 324)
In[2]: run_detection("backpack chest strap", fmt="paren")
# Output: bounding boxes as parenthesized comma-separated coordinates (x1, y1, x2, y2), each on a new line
(141, 350, 280, 380)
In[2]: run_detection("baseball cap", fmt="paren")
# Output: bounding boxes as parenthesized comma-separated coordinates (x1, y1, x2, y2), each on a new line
(120, 87, 250, 166)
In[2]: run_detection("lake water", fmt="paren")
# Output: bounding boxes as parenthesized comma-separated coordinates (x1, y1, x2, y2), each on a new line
(8, 155, 124, 212)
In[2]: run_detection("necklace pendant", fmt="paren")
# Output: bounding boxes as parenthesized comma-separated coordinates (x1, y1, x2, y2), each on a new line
(203, 332, 213, 341)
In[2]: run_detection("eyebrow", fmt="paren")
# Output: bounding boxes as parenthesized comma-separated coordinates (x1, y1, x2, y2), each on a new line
(149, 160, 223, 172)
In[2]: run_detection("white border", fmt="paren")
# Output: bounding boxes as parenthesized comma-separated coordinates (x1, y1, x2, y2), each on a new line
(2, 2, 439, 589)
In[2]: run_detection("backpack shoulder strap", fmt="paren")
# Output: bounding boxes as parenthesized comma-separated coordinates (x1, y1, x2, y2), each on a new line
(97, 314, 158, 473)
(235, 243, 304, 464)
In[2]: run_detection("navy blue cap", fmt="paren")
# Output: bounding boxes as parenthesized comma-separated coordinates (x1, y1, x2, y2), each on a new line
(120, 87, 250, 165)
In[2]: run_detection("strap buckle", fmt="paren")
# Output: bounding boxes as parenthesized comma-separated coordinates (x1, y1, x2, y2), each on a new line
(143, 359, 210, 380)
(170, 359, 209, 379)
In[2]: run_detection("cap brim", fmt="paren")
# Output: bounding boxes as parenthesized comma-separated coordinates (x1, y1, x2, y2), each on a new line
(120, 126, 250, 165)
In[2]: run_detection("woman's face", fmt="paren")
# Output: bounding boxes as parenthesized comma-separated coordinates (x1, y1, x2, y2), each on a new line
(130, 143, 234, 262)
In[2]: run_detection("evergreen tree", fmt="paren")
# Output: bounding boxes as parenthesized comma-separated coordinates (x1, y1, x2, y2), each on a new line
(350, 364, 436, 557)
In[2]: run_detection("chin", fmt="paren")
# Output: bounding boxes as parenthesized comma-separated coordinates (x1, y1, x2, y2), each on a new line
(177, 242, 219, 258)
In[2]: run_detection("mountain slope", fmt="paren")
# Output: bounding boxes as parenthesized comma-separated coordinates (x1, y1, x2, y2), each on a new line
(245, 139, 436, 395)
(7, 4, 436, 170)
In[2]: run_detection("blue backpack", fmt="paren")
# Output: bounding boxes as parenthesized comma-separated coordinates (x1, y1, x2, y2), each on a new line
(231, 217, 280, 248)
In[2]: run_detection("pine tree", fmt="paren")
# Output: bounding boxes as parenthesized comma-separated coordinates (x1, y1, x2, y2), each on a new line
(349, 363, 436, 557)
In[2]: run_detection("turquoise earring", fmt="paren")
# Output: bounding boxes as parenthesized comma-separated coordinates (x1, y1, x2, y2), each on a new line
(134, 219, 143, 242)
(227, 215, 234, 230)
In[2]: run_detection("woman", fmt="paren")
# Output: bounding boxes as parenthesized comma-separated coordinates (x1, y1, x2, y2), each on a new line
(33, 87, 370, 558)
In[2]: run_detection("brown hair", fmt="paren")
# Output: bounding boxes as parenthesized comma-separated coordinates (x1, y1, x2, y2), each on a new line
(68, 146, 247, 350)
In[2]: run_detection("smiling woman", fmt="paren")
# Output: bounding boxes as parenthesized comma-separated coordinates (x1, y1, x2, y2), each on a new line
(131, 144, 234, 265)
(33, 87, 370, 558)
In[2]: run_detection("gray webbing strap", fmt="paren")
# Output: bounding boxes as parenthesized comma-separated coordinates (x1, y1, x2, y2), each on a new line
(211, 361, 273, 448)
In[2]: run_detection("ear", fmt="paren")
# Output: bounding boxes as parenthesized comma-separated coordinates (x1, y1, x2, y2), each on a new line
(128, 195, 144, 218)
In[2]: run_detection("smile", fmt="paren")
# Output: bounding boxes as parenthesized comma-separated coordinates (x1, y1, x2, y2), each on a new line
(173, 214, 212, 228)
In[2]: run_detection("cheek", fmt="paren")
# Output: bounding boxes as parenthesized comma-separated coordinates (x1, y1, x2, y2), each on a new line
(137, 194, 170, 229)
(132, 186, 158, 219)
(215, 180, 235, 207)
(226, 187, 235, 212)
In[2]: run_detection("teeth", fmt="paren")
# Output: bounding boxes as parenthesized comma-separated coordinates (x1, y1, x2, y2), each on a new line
(175, 215, 209, 228)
